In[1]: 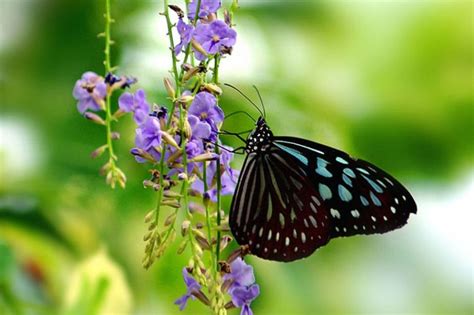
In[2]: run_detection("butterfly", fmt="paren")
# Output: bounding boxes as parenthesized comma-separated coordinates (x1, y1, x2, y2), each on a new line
(228, 114, 417, 262)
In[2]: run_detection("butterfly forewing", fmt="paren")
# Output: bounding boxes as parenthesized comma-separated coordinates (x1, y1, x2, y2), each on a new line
(230, 146, 331, 262)
(273, 136, 417, 238)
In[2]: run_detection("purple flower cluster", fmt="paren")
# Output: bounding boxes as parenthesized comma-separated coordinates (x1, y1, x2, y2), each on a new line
(125, 89, 238, 199)
(176, 258, 259, 314)
(224, 258, 260, 315)
(174, 0, 237, 61)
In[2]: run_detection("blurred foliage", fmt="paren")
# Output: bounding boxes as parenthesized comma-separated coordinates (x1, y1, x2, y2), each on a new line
(0, 0, 472, 314)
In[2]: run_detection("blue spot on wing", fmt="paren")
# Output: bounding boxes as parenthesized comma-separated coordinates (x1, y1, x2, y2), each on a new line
(275, 143, 308, 166)
(316, 157, 332, 178)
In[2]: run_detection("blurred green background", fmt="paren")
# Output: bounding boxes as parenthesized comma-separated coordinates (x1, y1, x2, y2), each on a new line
(1, 0, 473, 314)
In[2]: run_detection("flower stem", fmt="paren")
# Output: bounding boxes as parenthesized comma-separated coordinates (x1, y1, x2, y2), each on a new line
(178, 0, 201, 82)
(202, 162, 217, 276)
(164, 0, 180, 92)
(103, 0, 120, 187)
(214, 150, 222, 268)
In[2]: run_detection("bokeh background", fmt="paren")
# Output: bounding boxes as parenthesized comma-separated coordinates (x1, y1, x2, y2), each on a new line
(1, 0, 473, 314)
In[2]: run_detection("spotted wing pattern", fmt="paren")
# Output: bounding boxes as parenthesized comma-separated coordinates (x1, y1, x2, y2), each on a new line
(273, 136, 417, 238)
(229, 146, 331, 262)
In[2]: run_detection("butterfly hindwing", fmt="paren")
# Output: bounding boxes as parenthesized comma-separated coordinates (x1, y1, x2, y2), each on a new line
(273, 136, 417, 238)
(230, 146, 331, 262)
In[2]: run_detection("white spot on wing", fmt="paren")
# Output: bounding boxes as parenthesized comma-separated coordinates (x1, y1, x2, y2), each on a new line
(330, 208, 341, 219)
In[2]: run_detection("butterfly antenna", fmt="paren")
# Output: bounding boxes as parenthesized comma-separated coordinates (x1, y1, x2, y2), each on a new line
(252, 85, 266, 118)
(224, 83, 265, 118)
(224, 110, 256, 123)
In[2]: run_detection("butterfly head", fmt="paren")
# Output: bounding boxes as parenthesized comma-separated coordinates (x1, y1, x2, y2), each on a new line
(245, 116, 273, 153)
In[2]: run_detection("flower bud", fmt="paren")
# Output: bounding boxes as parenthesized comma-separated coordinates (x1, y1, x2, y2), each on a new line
(113, 108, 126, 119)
(195, 234, 211, 250)
(191, 39, 208, 58)
(164, 212, 177, 226)
(163, 77, 175, 99)
(202, 83, 222, 95)
(219, 235, 233, 252)
(90, 144, 108, 159)
(143, 231, 153, 241)
(182, 63, 193, 72)
(183, 119, 192, 140)
(163, 190, 182, 198)
(178, 172, 188, 181)
(177, 239, 188, 255)
(183, 66, 201, 81)
(177, 94, 194, 104)
(84, 112, 106, 125)
(161, 199, 181, 208)
(131, 148, 157, 163)
(189, 202, 205, 214)
(161, 131, 180, 149)
(168, 4, 184, 18)
(190, 152, 219, 163)
(144, 210, 155, 223)
(111, 132, 120, 140)
(181, 220, 191, 236)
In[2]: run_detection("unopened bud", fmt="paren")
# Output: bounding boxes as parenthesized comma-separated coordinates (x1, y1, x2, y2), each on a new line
(161, 131, 180, 149)
(190, 152, 219, 163)
(144, 210, 155, 223)
(161, 199, 181, 208)
(178, 94, 194, 104)
(183, 66, 201, 81)
(224, 9, 232, 26)
(181, 220, 191, 236)
(91, 144, 108, 159)
(168, 4, 184, 18)
(182, 63, 193, 72)
(111, 132, 120, 140)
(131, 148, 157, 163)
(202, 83, 222, 95)
(189, 202, 205, 214)
(183, 119, 192, 140)
(113, 108, 126, 119)
(195, 234, 211, 250)
(163, 190, 182, 198)
(191, 39, 207, 58)
(143, 231, 153, 241)
(163, 77, 175, 99)
(164, 212, 177, 226)
(177, 239, 188, 255)
(178, 172, 188, 181)
(219, 235, 233, 251)
(84, 112, 106, 125)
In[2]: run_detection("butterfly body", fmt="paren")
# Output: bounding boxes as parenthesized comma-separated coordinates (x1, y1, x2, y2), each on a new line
(230, 117, 417, 262)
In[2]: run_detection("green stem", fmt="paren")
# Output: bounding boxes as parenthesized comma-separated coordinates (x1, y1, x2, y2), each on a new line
(203, 162, 217, 275)
(215, 149, 222, 268)
(164, 0, 180, 92)
(103, 0, 117, 183)
(213, 55, 220, 83)
(178, 0, 202, 82)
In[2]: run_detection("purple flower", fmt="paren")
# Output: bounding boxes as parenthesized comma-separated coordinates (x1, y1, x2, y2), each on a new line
(118, 89, 150, 124)
(187, 0, 221, 20)
(188, 114, 211, 141)
(174, 268, 201, 311)
(193, 20, 236, 61)
(73, 71, 107, 114)
(175, 19, 194, 56)
(224, 257, 255, 288)
(230, 284, 260, 315)
(133, 116, 162, 163)
(188, 91, 224, 136)
(223, 258, 260, 315)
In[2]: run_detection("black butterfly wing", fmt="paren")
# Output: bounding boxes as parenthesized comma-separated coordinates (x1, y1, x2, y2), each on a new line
(230, 146, 331, 262)
(273, 136, 417, 238)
